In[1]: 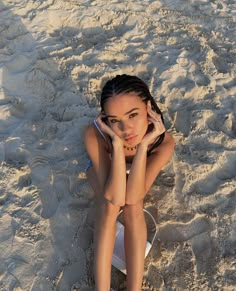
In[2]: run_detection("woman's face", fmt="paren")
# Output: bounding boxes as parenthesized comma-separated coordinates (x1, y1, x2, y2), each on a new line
(103, 93, 149, 147)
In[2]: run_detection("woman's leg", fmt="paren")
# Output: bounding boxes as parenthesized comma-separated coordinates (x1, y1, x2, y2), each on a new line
(87, 167, 120, 291)
(123, 200, 147, 291)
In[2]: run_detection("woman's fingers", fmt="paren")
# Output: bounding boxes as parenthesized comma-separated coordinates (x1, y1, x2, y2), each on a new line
(96, 115, 117, 139)
(148, 116, 165, 135)
(147, 104, 162, 122)
(148, 114, 164, 128)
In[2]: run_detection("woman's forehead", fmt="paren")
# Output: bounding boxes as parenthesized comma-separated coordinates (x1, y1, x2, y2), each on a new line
(104, 93, 146, 115)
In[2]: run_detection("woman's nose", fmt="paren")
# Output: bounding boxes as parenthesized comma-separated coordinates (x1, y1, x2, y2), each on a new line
(119, 120, 132, 132)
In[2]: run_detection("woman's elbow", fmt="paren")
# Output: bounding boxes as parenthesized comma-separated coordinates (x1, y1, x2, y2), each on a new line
(104, 193, 125, 207)
(111, 199, 125, 207)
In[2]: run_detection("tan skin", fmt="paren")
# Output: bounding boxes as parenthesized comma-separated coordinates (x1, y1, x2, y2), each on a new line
(83, 93, 175, 291)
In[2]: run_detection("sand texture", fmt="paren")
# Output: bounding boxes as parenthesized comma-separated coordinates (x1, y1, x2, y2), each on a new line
(0, 0, 235, 290)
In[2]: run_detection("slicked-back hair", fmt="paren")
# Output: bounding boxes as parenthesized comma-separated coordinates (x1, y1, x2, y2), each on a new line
(100, 74, 165, 152)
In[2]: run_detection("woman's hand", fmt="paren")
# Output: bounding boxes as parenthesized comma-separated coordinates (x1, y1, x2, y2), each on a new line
(96, 114, 123, 148)
(96, 114, 114, 138)
(140, 102, 166, 148)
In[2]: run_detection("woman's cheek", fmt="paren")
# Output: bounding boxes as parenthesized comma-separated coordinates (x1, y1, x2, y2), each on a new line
(110, 124, 120, 135)
(139, 115, 148, 128)
(141, 118, 149, 137)
(109, 123, 115, 130)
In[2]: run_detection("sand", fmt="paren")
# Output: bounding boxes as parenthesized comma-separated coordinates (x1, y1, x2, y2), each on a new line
(0, 0, 235, 290)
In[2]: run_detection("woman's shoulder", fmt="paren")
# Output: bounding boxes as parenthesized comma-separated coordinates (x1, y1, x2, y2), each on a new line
(83, 122, 109, 151)
(83, 123, 95, 137)
(83, 123, 99, 145)
(151, 131, 175, 155)
(162, 131, 175, 147)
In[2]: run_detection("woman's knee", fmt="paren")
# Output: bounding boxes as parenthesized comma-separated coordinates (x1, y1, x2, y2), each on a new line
(97, 197, 120, 221)
(123, 200, 144, 225)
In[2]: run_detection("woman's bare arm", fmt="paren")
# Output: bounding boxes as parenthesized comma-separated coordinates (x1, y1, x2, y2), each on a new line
(126, 131, 175, 205)
(83, 124, 127, 206)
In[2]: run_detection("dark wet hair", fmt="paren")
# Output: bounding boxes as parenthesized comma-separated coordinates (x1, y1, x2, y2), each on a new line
(100, 74, 165, 151)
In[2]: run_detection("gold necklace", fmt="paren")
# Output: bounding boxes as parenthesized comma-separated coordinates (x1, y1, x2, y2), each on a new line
(123, 145, 137, 151)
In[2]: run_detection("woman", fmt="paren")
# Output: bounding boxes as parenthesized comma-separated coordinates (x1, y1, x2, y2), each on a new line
(83, 74, 175, 291)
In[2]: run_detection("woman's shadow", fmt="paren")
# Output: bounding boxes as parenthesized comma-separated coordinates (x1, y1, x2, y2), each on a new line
(0, 2, 98, 290)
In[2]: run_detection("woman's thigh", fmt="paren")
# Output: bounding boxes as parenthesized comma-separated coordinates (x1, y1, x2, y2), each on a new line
(86, 166, 102, 197)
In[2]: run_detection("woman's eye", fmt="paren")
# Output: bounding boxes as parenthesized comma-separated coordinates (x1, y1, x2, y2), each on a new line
(110, 119, 119, 124)
(129, 113, 138, 119)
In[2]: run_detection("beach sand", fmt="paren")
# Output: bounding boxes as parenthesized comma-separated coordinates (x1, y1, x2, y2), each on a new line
(0, 0, 235, 290)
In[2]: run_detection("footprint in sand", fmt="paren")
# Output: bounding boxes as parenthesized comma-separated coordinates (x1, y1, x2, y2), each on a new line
(173, 108, 191, 137)
(25, 68, 56, 101)
(0, 214, 13, 242)
(55, 247, 87, 291)
(73, 227, 93, 251)
(50, 106, 77, 122)
(1, 137, 29, 164)
(212, 54, 230, 74)
(30, 155, 59, 219)
(157, 171, 175, 188)
(191, 232, 213, 274)
(173, 161, 187, 204)
(158, 215, 213, 242)
(192, 152, 236, 195)
(146, 265, 164, 289)
(17, 173, 32, 189)
(207, 112, 236, 138)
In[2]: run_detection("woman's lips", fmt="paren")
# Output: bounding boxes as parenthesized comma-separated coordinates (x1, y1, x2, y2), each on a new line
(124, 135, 137, 142)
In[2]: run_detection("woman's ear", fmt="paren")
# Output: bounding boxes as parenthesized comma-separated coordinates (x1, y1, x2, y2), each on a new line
(147, 100, 151, 109)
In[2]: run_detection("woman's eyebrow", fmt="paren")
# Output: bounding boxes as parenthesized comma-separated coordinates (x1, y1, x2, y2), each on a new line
(106, 108, 139, 118)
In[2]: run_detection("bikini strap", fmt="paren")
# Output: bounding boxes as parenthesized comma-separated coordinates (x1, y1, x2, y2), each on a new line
(93, 119, 107, 142)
